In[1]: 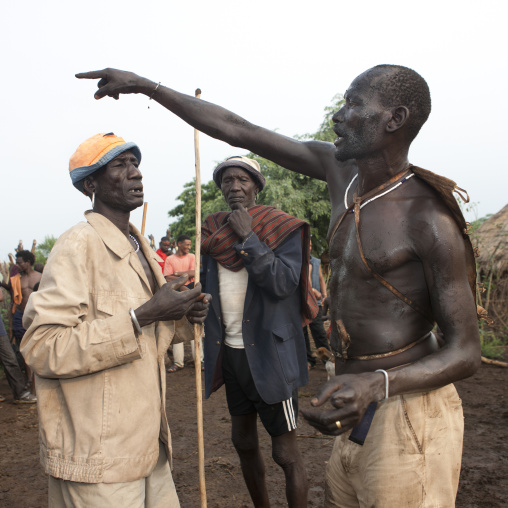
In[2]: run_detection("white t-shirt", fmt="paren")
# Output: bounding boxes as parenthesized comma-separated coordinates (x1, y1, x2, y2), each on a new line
(217, 263, 249, 349)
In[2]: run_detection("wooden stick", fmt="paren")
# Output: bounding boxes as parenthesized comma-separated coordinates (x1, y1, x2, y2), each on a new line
(193, 87, 207, 508)
(141, 202, 148, 236)
(481, 356, 508, 367)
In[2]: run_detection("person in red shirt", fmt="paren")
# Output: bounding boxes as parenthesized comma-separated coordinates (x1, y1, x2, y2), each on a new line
(156, 237, 172, 272)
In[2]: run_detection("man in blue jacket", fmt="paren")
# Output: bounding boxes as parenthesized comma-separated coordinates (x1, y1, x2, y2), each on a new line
(201, 156, 317, 508)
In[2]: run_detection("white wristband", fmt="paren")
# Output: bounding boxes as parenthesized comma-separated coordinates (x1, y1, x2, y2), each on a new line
(129, 308, 142, 335)
(375, 369, 389, 401)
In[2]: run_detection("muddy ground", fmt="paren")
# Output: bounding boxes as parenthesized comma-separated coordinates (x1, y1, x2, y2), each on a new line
(1, 354, 507, 507)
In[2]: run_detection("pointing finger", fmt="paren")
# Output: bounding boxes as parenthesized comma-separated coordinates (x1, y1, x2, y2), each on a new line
(75, 70, 108, 79)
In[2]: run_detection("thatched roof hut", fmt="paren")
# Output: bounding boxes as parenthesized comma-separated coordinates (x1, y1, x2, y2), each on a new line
(476, 204, 508, 276)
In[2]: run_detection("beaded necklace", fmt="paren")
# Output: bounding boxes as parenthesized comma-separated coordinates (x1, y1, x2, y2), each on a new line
(129, 234, 140, 253)
(344, 172, 414, 212)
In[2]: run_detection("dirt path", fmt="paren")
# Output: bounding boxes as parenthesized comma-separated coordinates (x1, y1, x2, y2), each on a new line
(1, 361, 506, 507)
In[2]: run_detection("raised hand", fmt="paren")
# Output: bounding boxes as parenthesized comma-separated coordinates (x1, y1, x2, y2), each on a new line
(75, 68, 154, 100)
(228, 203, 253, 240)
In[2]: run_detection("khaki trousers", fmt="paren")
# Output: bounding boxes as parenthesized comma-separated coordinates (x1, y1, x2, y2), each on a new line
(325, 384, 464, 508)
(48, 442, 180, 508)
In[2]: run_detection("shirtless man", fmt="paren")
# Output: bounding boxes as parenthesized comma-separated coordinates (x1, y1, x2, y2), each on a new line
(3, 251, 42, 380)
(77, 65, 481, 506)
(15, 250, 42, 313)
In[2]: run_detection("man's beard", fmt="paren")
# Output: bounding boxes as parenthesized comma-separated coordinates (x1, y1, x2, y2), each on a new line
(334, 123, 377, 162)
(334, 133, 368, 162)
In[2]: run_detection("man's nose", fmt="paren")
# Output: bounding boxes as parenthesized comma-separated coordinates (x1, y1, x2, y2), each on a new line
(128, 164, 142, 179)
(332, 108, 344, 124)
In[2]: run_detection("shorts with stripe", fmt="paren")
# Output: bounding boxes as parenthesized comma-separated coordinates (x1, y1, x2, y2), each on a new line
(222, 345, 298, 437)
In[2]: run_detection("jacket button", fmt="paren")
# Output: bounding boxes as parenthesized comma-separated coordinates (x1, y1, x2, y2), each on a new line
(250, 344, 254, 347)
(216, 341, 220, 345)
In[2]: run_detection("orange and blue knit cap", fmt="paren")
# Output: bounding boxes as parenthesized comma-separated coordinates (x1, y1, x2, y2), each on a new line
(69, 133, 142, 193)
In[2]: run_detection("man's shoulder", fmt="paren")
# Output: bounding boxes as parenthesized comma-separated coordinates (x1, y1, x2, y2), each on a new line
(32, 271, 42, 282)
(54, 222, 93, 250)
(400, 177, 470, 258)
(406, 174, 465, 229)
(41, 222, 96, 273)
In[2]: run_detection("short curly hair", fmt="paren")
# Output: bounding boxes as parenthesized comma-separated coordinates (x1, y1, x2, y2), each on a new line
(367, 65, 431, 142)
(177, 234, 191, 244)
(16, 250, 35, 265)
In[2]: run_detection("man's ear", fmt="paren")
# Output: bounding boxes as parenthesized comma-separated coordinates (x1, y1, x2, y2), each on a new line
(386, 106, 409, 133)
(82, 177, 95, 197)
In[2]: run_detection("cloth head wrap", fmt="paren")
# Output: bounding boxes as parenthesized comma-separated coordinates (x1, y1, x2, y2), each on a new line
(69, 132, 142, 193)
(213, 156, 266, 191)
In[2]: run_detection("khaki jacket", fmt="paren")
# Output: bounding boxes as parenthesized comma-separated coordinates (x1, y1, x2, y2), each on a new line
(21, 212, 193, 483)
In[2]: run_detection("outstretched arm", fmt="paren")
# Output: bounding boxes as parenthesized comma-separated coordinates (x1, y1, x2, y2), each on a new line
(76, 68, 337, 182)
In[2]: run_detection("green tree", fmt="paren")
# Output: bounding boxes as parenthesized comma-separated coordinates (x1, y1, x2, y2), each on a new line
(35, 235, 58, 265)
(168, 179, 223, 247)
(167, 94, 345, 256)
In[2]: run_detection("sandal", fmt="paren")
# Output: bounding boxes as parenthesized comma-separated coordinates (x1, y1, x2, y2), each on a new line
(167, 364, 184, 373)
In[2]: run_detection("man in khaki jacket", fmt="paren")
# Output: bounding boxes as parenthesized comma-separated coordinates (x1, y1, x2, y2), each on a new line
(21, 133, 210, 508)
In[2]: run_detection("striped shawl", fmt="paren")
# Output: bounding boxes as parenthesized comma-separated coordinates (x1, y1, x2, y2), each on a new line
(202, 205, 318, 325)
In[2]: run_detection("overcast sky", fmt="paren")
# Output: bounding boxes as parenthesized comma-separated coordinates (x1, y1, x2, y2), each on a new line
(1, 0, 506, 259)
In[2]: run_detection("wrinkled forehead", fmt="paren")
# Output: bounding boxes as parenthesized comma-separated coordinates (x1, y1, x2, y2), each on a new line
(221, 166, 254, 181)
(109, 149, 138, 164)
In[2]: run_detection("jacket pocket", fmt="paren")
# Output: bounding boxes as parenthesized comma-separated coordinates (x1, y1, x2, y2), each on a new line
(272, 323, 298, 385)
(96, 294, 115, 316)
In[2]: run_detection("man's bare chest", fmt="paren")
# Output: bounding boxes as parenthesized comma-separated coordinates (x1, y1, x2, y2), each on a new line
(20, 273, 40, 290)
(329, 205, 416, 280)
